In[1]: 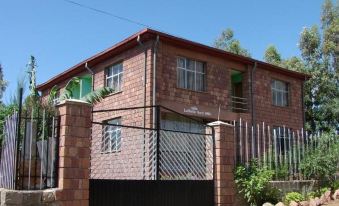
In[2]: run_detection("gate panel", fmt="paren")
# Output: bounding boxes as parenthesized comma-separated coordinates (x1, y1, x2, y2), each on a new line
(89, 179, 214, 206)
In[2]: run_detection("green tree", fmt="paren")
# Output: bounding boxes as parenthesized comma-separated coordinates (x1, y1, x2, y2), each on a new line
(296, 0, 339, 132)
(321, 0, 339, 72)
(265, 0, 339, 132)
(264, 45, 282, 66)
(0, 63, 7, 103)
(214, 28, 251, 57)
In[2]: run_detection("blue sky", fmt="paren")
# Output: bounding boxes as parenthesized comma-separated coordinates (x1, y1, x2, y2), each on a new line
(0, 0, 323, 103)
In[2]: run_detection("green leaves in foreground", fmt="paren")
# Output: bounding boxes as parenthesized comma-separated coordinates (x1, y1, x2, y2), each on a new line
(234, 160, 281, 206)
(300, 132, 339, 188)
(80, 87, 114, 104)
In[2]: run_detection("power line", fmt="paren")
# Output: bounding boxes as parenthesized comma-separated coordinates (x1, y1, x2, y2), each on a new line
(62, 0, 153, 29)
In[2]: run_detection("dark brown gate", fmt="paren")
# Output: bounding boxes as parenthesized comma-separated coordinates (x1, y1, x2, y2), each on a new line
(89, 179, 214, 206)
(89, 106, 215, 206)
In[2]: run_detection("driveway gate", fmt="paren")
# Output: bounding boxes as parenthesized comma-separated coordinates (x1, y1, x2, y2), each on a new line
(89, 106, 215, 206)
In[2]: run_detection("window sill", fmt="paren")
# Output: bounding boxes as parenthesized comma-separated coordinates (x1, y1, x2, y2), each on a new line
(272, 104, 289, 108)
(105, 90, 123, 97)
(175, 87, 209, 94)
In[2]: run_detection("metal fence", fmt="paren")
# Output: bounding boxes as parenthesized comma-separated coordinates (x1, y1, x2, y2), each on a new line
(91, 105, 214, 181)
(0, 105, 59, 190)
(0, 112, 18, 189)
(234, 118, 337, 180)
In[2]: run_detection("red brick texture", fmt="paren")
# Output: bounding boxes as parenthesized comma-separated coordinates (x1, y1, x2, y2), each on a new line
(211, 122, 236, 206)
(90, 42, 155, 179)
(56, 100, 92, 206)
(156, 41, 304, 130)
(39, 38, 305, 181)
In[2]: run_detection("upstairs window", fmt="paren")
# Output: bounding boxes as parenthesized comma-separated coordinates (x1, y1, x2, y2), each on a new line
(271, 80, 289, 107)
(102, 118, 122, 153)
(177, 57, 205, 91)
(106, 62, 123, 92)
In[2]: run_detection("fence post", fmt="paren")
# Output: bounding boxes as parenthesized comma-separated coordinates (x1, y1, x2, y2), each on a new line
(55, 100, 92, 206)
(208, 121, 235, 206)
(14, 87, 23, 190)
(156, 105, 161, 180)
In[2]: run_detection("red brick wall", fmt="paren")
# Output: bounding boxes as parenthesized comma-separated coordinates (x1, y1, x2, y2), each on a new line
(156, 42, 304, 130)
(253, 67, 304, 130)
(40, 39, 305, 181)
(90, 41, 154, 179)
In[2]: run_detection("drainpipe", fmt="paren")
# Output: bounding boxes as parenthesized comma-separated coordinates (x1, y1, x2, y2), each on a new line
(153, 36, 159, 128)
(301, 79, 305, 129)
(137, 35, 147, 128)
(85, 62, 95, 92)
(137, 35, 148, 179)
(250, 62, 257, 127)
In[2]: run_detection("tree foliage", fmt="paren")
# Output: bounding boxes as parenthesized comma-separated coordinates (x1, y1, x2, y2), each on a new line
(51, 76, 114, 105)
(214, 28, 251, 57)
(0, 63, 8, 103)
(0, 103, 17, 144)
(264, 0, 339, 132)
(300, 132, 339, 189)
(264, 45, 282, 66)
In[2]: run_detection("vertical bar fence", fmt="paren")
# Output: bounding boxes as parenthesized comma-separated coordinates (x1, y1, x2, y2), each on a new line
(0, 96, 59, 190)
(234, 118, 339, 181)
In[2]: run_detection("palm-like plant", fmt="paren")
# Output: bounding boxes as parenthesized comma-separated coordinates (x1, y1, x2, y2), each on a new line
(49, 76, 113, 105)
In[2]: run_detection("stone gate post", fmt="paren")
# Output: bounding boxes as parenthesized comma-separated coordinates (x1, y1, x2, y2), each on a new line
(209, 121, 236, 206)
(55, 100, 92, 206)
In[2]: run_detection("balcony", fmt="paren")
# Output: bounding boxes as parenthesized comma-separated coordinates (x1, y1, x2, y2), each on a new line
(231, 96, 248, 113)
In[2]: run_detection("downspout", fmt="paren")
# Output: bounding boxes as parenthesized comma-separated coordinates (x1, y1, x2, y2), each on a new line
(137, 35, 147, 128)
(85, 62, 95, 92)
(301, 79, 305, 129)
(85, 62, 94, 176)
(137, 35, 148, 179)
(153, 36, 159, 129)
(250, 62, 257, 127)
(152, 35, 159, 181)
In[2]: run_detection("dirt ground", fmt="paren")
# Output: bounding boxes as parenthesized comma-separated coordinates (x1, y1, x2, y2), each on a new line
(325, 200, 339, 205)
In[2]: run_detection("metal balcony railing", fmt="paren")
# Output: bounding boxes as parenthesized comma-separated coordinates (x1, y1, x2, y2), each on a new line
(231, 96, 248, 112)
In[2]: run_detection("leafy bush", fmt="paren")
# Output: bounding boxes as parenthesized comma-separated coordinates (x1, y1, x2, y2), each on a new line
(300, 132, 339, 190)
(0, 103, 18, 143)
(234, 159, 281, 206)
(274, 162, 289, 180)
(332, 180, 339, 190)
(284, 192, 304, 204)
(306, 187, 330, 200)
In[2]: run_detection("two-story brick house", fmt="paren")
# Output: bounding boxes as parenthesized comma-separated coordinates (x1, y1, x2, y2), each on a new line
(37, 28, 309, 179)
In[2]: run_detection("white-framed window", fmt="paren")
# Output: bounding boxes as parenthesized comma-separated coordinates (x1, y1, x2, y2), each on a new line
(177, 57, 205, 91)
(105, 62, 123, 92)
(271, 79, 289, 106)
(101, 118, 122, 153)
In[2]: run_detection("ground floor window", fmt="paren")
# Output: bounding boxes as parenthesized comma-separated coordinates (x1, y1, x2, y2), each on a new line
(101, 118, 122, 153)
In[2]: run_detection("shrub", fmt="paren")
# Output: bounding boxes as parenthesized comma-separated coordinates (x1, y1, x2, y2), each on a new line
(332, 180, 339, 190)
(300, 132, 339, 190)
(234, 159, 281, 206)
(284, 192, 304, 204)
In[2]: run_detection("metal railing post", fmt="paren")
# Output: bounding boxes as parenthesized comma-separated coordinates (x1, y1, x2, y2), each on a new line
(15, 87, 23, 190)
(156, 106, 161, 180)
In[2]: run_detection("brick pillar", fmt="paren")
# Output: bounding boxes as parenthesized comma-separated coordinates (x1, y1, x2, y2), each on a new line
(209, 121, 235, 206)
(56, 100, 91, 206)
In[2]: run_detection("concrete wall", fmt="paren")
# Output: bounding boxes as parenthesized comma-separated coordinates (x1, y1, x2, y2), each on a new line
(0, 188, 58, 206)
